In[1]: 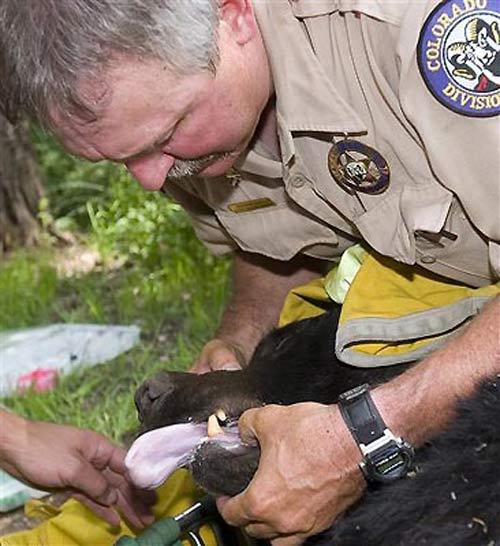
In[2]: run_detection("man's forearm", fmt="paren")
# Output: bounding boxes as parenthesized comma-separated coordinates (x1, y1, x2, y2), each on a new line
(373, 296, 500, 445)
(216, 251, 326, 364)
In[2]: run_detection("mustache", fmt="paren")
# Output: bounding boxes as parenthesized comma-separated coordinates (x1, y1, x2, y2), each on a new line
(165, 152, 231, 181)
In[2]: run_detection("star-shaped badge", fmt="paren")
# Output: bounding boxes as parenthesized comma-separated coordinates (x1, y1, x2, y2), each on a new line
(328, 140, 390, 194)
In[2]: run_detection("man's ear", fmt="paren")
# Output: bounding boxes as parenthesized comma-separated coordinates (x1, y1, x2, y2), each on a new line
(220, 0, 258, 45)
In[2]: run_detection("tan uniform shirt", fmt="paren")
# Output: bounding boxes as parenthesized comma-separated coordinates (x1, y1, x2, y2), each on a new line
(164, 0, 500, 287)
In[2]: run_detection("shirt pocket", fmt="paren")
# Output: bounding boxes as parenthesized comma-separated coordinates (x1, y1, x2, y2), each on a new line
(215, 201, 341, 261)
(413, 198, 495, 287)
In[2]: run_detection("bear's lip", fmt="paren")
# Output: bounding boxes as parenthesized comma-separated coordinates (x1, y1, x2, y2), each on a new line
(125, 420, 243, 490)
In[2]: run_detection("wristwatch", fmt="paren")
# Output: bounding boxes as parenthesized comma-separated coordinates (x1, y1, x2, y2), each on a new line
(338, 383, 414, 484)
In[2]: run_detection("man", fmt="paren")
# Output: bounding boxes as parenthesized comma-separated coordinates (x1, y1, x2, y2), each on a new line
(1, 1, 498, 544)
(0, 409, 155, 529)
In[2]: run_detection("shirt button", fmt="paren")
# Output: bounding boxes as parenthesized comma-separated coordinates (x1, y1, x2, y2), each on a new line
(291, 174, 307, 188)
(420, 255, 436, 264)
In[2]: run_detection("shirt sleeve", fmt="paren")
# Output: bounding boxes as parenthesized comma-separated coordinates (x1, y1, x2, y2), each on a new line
(398, 0, 500, 274)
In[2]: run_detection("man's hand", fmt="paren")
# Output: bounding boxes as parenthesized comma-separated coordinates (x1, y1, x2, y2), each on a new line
(189, 338, 246, 374)
(0, 414, 156, 528)
(217, 403, 365, 543)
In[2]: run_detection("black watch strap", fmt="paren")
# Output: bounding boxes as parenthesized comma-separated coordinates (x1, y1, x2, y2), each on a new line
(338, 383, 386, 446)
(338, 383, 414, 483)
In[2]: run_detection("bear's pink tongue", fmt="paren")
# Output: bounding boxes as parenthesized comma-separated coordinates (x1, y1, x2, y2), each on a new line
(125, 421, 244, 490)
(125, 422, 207, 489)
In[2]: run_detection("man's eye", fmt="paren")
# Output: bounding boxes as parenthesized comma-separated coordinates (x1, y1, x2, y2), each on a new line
(158, 120, 183, 149)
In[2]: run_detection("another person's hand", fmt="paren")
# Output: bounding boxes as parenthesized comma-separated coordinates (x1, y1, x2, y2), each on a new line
(189, 338, 246, 374)
(0, 413, 156, 528)
(217, 403, 365, 544)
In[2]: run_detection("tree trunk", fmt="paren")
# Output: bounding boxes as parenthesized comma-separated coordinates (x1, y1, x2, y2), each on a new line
(0, 115, 44, 252)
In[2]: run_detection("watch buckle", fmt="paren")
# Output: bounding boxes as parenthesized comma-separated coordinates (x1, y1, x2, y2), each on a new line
(359, 428, 401, 456)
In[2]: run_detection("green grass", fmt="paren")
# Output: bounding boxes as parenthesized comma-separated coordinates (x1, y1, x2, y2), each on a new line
(0, 132, 231, 442)
(0, 250, 58, 329)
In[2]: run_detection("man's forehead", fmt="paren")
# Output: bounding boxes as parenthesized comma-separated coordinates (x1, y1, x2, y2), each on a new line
(52, 106, 172, 163)
(50, 58, 206, 161)
(69, 59, 175, 126)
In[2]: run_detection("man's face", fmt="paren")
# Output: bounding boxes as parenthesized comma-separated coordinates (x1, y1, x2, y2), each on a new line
(51, 20, 272, 190)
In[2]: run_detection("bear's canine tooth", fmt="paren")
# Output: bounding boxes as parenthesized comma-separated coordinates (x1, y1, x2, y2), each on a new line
(208, 414, 223, 437)
(215, 408, 227, 422)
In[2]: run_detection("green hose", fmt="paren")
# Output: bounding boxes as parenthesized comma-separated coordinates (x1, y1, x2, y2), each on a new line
(115, 517, 181, 546)
(115, 496, 217, 546)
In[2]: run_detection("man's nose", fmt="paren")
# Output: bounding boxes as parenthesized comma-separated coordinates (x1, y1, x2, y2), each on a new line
(125, 153, 175, 191)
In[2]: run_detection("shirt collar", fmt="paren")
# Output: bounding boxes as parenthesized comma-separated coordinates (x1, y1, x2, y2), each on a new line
(252, 0, 367, 164)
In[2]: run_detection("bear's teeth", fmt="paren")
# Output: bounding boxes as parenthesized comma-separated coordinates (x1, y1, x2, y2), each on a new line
(215, 408, 227, 423)
(208, 414, 223, 437)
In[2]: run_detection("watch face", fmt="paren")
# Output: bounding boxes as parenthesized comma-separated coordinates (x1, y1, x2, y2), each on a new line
(367, 442, 414, 483)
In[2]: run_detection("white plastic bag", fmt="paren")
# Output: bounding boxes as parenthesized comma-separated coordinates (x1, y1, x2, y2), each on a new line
(0, 323, 140, 396)
(0, 323, 140, 511)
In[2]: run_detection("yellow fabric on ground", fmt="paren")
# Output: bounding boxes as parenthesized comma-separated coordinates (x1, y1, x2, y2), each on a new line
(1, 470, 216, 546)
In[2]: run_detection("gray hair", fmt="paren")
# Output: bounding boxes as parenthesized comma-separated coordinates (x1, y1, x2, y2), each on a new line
(0, 0, 221, 127)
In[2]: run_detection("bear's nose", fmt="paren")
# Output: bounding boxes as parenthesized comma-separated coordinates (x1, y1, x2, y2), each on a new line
(134, 373, 174, 423)
(134, 382, 153, 422)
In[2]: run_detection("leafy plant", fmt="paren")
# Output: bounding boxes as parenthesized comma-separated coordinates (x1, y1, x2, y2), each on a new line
(0, 251, 58, 329)
(0, 128, 231, 440)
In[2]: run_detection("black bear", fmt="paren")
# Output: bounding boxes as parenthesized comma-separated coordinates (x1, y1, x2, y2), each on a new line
(133, 306, 500, 545)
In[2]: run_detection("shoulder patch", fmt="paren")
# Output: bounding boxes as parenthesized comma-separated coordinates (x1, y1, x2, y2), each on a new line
(417, 0, 500, 118)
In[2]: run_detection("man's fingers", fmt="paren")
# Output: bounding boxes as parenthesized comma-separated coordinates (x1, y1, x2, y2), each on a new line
(219, 494, 308, 544)
(73, 466, 156, 529)
(74, 431, 157, 527)
(114, 488, 153, 529)
(124, 484, 157, 511)
(244, 522, 280, 539)
(104, 445, 128, 475)
(66, 459, 118, 506)
(189, 358, 212, 374)
(237, 406, 268, 445)
(217, 493, 255, 528)
(271, 536, 305, 546)
(189, 339, 245, 374)
(113, 476, 156, 528)
(72, 493, 121, 527)
(215, 495, 230, 513)
(100, 466, 157, 527)
(206, 344, 242, 370)
(86, 433, 127, 475)
(219, 361, 242, 371)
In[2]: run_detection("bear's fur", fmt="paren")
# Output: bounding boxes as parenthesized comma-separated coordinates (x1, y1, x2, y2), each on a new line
(135, 306, 499, 545)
